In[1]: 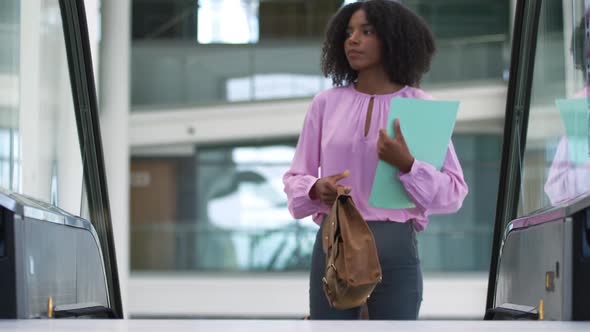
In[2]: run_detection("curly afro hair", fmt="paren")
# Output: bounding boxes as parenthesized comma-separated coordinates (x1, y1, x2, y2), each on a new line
(321, 0, 435, 87)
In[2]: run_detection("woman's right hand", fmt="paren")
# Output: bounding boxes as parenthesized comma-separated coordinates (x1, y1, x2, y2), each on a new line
(309, 170, 352, 205)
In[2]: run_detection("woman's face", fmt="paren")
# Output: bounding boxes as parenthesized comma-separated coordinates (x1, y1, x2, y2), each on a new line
(344, 9, 383, 72)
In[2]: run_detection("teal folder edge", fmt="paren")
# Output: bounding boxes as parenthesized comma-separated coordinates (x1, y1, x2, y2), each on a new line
(369, 97, 459, 209)
(555, 98, 590, 165)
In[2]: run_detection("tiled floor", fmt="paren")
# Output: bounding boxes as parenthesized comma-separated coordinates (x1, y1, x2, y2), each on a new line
(0, 320, 589, 332)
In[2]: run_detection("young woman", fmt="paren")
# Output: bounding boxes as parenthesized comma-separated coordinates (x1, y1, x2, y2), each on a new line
(283, 0, 468, 320)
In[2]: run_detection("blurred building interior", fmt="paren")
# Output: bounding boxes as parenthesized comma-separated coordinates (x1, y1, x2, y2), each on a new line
(3, 0, 583, 320)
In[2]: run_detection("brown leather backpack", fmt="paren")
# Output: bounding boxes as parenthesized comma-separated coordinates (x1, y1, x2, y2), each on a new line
(321, 188, 382, 310)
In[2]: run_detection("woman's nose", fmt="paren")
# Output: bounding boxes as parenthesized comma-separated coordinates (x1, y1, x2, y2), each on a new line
(348, 32, 360, 45)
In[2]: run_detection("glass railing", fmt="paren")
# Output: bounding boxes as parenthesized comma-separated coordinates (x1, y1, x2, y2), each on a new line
(1, 0, 88, 216)
(129, 220, 493, 273)
(130, 220, 317, 272)
(130, 34, 509, 109)
(129, 134, 501, 273)
(417, 224, 493, 272)
(516, 1, 590, 217)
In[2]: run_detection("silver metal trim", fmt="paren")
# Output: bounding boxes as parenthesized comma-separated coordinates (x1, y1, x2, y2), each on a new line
(12, 214, 27, 318)
(0, 191, 18, 213)
(567, 194, 590, 216)
(84, 222, 112, 308)
(64, 215, 88, 229)
(562, 217, 573, 320)
(510, 193, 590, 230)
(23, 206, 65, 225)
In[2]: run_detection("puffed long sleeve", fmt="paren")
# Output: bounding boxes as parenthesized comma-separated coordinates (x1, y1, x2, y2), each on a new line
(544, 137, 590, 205)
(282, 101, 323, 219)
(399, 142, 468, 214)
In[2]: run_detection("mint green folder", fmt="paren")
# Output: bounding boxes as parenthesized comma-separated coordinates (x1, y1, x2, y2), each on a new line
(369, 98, 460, 209)
(555, 98, 590, 165)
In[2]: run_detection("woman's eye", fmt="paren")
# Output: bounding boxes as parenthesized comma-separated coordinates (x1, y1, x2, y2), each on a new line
(364, 29, 374, 35)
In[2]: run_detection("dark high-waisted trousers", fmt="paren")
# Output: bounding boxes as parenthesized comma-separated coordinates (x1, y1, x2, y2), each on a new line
(309, 220, 422, 320)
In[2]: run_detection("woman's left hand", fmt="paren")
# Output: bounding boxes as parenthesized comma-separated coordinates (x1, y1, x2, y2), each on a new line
(377, 119, 415, 173)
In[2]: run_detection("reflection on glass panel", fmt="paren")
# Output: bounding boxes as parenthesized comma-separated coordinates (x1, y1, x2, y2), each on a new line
(0, 0, 19, 192)
(0, 131, 20, 192)
(518, 0, 590, 217)
(130, 134, 501, 273)
(0, 0, 87, 217)
(0, 130, 10, 188)
(85, 0, 101, 77)
(197, 0, 259, 44)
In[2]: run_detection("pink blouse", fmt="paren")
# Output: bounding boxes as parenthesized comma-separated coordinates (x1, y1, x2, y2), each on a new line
(283, 84, 468, 231)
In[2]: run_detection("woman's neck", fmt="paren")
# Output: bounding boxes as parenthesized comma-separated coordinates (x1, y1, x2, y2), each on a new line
(354, 68, 404, 95)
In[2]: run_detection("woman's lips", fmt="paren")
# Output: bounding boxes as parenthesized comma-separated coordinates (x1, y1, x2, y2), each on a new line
(347, 50, 363, 58)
